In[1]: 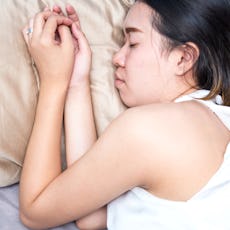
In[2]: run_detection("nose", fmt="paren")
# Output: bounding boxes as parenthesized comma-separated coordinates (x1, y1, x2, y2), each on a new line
(113, 46, 126, 68)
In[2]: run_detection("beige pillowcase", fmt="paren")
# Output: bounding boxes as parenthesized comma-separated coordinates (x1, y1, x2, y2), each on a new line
(0, 0, 134, 187)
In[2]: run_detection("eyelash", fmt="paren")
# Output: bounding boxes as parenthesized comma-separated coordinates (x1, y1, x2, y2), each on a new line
(123, 37, 138, 48)
(129, 43, 137, 48)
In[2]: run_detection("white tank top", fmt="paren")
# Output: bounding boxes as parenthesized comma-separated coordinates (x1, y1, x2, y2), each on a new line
(107, 90, 230, 230)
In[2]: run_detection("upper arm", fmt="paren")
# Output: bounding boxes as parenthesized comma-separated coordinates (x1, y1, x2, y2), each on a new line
(26, 108, 150, 227)
(22, 102, 213, 228)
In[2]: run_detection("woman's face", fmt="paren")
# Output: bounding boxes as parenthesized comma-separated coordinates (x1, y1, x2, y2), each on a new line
(113, 2, 179, 107)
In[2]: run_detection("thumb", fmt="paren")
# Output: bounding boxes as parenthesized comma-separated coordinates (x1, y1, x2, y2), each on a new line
(71, 23, 90, 54)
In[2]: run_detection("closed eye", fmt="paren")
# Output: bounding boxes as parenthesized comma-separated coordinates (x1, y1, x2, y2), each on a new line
(129, 43, 138, 48)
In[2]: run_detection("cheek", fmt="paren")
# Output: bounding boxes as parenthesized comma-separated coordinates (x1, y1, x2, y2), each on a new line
(124, 55, 168, 103)
(126, 51, 159, 84)
(126, 51, 143, 68)
(126, 51, 149, 78)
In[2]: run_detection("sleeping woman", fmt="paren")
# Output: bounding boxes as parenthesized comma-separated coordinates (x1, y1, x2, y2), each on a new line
(20, 1, 230, 229)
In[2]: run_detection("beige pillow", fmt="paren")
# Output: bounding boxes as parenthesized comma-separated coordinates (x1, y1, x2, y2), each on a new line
(0, 0, 134, 187)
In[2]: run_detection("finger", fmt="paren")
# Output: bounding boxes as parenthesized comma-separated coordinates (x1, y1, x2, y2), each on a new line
(33, 11, 54, 37)
(22, 17, 34, 46)
(42, 15, 72, 41)
(58, 25, 73, 45)
(22, 25, 30, 45)
(66, 4, 81, 28)
(53, 5, 64, 16)
(71, 22, 89, 53)
(28, 18, 34, 40)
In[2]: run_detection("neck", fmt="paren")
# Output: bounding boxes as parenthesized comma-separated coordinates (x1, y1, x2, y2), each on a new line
(172, 86, 198, 102)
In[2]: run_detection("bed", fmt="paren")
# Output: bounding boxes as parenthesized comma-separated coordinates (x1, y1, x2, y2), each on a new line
(0, 184, 77, 229)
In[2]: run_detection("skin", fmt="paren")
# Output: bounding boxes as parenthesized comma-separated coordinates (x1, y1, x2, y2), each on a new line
(19, 2, 230, 230)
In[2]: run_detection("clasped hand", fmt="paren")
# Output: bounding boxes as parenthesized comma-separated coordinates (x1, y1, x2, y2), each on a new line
(22, 5, 92, 90)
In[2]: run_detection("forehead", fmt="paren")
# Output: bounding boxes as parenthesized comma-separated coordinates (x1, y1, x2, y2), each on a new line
(123, 2, 153, 32)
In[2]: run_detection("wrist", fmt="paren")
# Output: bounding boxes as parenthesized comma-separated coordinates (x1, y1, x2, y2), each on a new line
(40, 78, 68, 90)
(66, 81, 91, 102)
(68, 77, 90, 90)
(39, 71, 70, 90)
(39, 82, 68, 100)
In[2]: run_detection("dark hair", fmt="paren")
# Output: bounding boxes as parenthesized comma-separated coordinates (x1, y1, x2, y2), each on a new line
(138, 0, 230, 106)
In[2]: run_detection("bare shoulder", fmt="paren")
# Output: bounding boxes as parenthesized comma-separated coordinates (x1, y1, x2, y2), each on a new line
(109, 101, 206, 160)
(117, 100, 228, 142)
(113, 101, 229, 200)
(115, 101, 209, 141)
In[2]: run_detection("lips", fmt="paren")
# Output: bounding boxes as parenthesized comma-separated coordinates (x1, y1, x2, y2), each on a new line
(114, 72, 125, 89)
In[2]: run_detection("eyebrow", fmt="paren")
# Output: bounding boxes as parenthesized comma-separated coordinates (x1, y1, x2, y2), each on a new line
(124, 27, 143, 34)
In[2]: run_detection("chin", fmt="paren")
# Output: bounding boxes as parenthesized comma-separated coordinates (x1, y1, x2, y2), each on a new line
(122, 97, 160, 107)
(121, 97, 140, 108)
(120, 93, 150, 108)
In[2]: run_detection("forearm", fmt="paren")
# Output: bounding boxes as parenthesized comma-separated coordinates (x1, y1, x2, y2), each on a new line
(76, 206, 107, 230)
(65, 83, 107, 230)
(64, 82, 97, 166)
(20, 85, 67, 209)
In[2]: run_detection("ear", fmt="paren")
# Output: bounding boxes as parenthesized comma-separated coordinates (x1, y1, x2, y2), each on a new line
(175, 42, 199, 76)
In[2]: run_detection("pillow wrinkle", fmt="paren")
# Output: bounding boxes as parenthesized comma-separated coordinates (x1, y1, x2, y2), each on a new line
(0, 151, 21, 167)
(0, 0, 41, 187)
(0, 105, 28, 164)
(0, 158, 21, 186)
(0, 0, 129, 187)
(121, 0, 135, 7)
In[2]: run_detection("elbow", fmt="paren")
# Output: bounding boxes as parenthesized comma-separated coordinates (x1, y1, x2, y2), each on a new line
(19, 211, 39, 230)
(19, 208, 46, 230)
(20, 213, 88, 230)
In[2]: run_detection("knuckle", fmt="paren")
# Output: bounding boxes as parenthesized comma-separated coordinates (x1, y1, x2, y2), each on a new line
(36, 11, 52, 21)
(35, 12, 43, 20)
(48, 15, 57, 21)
